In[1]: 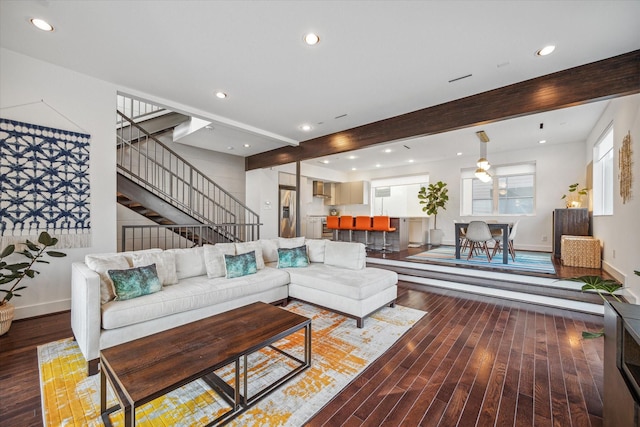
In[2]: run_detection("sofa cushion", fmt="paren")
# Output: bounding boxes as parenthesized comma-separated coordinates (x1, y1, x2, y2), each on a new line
(286, 264, 397, 300)
(203, 243, 236, 278)
(260, 238, 279, 263)
(277, 245, 309, 268)
(101, 267, 290, 330)
(224, 251, 258, 278)
(235, 241, 265, 269)
(165, 247, 206, 279)
(305, 239, 327, 263)
(323, 241, 366, 270)
(85, 254, 130, 304)
(132, 251, 178, 285)
(278, 236, 305, 249)
(108, 264, 162, 301)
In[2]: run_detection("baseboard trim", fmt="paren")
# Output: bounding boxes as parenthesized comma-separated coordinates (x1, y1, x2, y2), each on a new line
(13, 299, 71, 320)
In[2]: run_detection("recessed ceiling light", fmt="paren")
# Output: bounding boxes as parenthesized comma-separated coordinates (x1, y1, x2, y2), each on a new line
(408, 159, 414, 163)
(536, 45, 556, 56)
(347, 155, 357, 160)
(30, 18, 54, 32)
(226, 146, 234, 150)
(322, 160, 330, 164)
(243, 143, 251, 148)
(351, 167, 357, 171)
(304, 33, 320, 45)
(375, 164, 381, 168)
(456, 152, 463, 156)
(300, 124, 312, 132)
(384, 148, 392, 153)
(205, 125, 214, 131)
(215, 91, 227, 99)
(539, 140, 547, 144)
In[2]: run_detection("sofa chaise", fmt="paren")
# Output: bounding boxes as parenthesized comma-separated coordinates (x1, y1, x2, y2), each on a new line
(71, 238, 398, 375)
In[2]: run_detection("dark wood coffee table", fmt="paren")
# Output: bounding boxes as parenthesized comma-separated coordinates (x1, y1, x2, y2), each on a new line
(100, 302, 312, 426)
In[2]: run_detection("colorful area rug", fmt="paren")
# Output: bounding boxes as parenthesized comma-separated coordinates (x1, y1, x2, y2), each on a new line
(406, 245, 556, 275)
(39, 301, 425, 426)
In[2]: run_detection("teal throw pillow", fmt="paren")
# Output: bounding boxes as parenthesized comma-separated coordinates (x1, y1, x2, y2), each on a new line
(107, 264, 162, 301)
(277, 245, 309, 268)
(224, 251, 258, 279)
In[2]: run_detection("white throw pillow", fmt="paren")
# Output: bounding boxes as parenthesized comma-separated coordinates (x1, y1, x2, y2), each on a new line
(165, 247, 206, 279)
(132, 251, 178, 286)
(203, 243, 236, 278)
(323, 241, 366, 270)
(260, 238, 279, 263)
(278, 236, 305, 249)
(85, 254, 130, 304)
(305, 239, 327, 263)
(235, 241, 265, 269)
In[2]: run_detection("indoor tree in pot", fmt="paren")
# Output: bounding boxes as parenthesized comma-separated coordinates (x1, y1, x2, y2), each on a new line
(418, 181, 449, 245)
(0, 232, 66, 335)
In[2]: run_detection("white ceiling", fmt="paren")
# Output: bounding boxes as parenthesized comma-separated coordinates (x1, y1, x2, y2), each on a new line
(1, 1, 639, 172)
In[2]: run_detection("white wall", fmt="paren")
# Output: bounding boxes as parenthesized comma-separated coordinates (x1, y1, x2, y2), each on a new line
(1, 48, 117, 319)
(586, 94, 640, 299)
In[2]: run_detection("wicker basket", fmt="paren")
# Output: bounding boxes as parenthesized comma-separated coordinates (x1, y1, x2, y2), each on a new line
(561, 235, 601, 268)
(0, 303, 15, 336)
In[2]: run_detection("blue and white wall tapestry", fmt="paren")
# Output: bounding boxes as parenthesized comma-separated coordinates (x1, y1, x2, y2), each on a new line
(0, 118, 91, 248)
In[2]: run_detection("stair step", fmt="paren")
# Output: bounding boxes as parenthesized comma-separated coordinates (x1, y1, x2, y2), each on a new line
(366, 257, 605, 315)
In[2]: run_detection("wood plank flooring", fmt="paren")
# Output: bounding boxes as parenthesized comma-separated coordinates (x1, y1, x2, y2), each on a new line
(0, 281, 604, 427)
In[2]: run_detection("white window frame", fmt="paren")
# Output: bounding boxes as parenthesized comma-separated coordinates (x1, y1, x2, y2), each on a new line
(592, 124, 614, 216)
(460, 162, 536, 216)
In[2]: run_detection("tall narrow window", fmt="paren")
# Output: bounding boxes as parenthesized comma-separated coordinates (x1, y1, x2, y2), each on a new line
(593, 125, 614, 215)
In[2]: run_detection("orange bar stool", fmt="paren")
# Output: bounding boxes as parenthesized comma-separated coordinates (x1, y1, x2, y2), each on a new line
(326, 216, 340, 240)
(355, 216, 374, 249)
(337, 215, 355, 241)
(372, 216, 396, 252)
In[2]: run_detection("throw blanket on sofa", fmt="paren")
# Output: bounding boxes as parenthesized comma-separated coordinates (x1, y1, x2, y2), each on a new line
(0, 118, 91, 248)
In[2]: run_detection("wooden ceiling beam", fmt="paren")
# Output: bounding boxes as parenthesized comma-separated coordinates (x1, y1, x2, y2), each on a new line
(246, 49, 640, 171)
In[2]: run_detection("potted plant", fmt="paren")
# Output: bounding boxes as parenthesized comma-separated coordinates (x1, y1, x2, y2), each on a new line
(561, 183, 588, 208)
(0, 232, 66, 335)
(568, 275, 623, 338)
(418, 181, 449, 245)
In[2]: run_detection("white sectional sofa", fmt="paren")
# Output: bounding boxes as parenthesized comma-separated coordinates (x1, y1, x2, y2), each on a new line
(71, 238, 398, 375)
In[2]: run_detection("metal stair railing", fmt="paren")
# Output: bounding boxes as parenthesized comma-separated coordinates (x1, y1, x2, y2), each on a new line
(116, 95, 166, 125)
(116, 110, 260, 243)
(121, 223, 261, 252)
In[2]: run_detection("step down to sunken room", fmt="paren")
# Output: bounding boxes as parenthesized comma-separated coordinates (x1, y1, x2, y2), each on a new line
(366, 257, 610, 315)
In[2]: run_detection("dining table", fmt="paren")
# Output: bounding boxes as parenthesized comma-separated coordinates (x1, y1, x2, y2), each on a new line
(454, 222, 512, 264)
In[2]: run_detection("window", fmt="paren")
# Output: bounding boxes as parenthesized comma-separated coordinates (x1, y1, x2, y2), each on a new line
(461, 163, 535, 216)
(593, 125, 614, 215)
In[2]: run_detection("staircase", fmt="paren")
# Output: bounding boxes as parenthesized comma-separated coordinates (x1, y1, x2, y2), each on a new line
(115, 99, 260, 249)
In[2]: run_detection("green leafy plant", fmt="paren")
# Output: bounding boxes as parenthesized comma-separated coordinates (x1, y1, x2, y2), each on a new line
(418, 181, 449, 230)
(567, 275, 622, 339)
(0, 232, 66, 306)
(561, 183, 588, 201)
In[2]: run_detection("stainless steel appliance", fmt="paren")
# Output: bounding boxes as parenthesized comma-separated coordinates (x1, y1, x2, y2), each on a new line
(279, 186, 296, 238)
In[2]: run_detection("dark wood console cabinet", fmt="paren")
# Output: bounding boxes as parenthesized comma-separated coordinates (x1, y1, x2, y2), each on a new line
(552, 208, 590, 258)
(604, 301, 640, 426)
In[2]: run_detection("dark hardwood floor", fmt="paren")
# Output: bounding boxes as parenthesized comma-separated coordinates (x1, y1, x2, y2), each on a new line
(0, 281, 604, 427)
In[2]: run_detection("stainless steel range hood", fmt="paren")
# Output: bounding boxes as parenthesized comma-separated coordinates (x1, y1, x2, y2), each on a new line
(312, 181, 329, 197)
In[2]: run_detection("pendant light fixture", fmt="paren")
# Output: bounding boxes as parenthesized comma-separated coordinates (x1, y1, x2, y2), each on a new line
(474, 130, 492, 182)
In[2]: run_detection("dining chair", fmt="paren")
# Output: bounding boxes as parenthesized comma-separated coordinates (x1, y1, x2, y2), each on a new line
(492, 220, 519, 261)
(337, 215, 355, 241)
(464, 221, 494, 261)
(453, 220, 470, 252)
